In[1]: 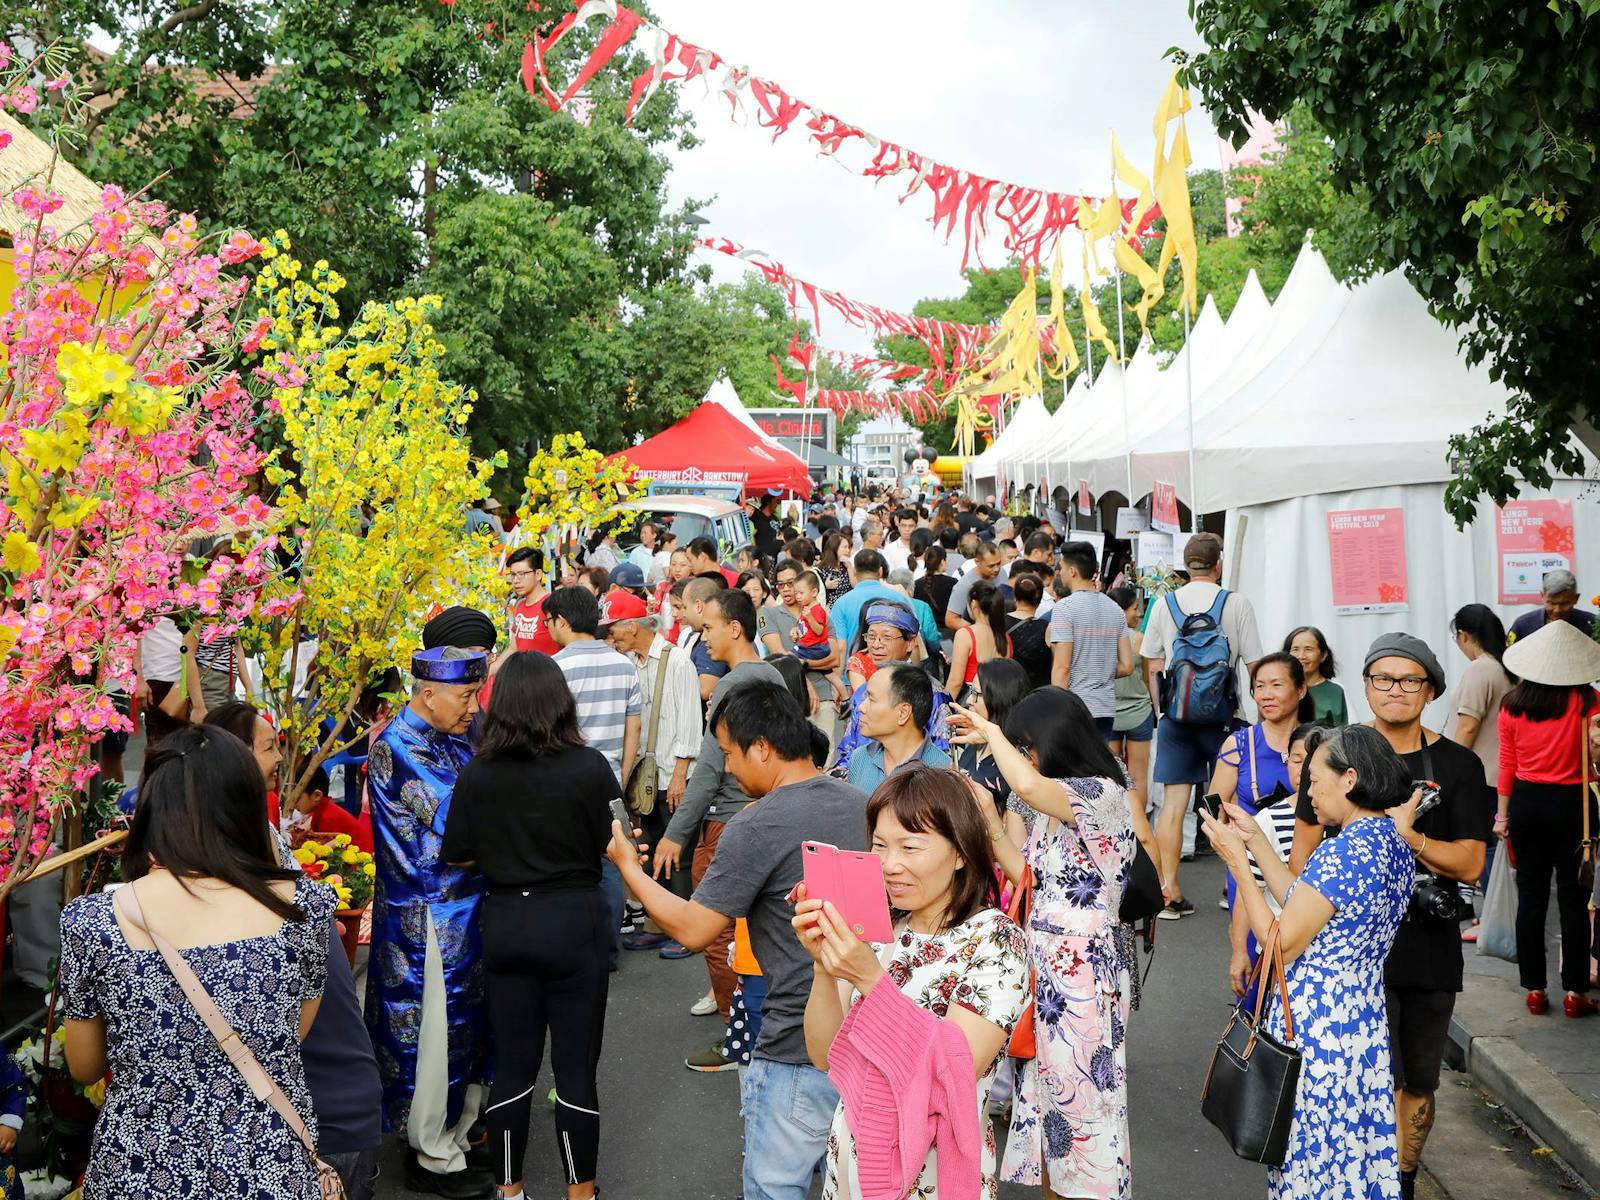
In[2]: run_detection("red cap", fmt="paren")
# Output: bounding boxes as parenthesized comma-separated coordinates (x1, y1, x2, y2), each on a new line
(598, 590, 650, 625)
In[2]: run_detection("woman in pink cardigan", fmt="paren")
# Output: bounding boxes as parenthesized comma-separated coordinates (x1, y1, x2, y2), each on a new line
(794, 768, 1029, 1200)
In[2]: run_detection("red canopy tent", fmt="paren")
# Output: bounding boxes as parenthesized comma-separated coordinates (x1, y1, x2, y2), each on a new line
(616, 402, 813, 498)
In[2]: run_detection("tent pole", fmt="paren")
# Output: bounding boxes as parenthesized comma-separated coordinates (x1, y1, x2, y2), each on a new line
(801, 357, 815, 487)
(1184, 302, 1197, 527)
(1115, 267, 1132, 512)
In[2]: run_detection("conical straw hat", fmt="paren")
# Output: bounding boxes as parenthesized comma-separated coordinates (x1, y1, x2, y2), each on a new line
(1503, 618, 1600, 687)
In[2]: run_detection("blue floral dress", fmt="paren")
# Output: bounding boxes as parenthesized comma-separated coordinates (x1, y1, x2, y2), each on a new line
(1269, 816, 1414, 1200)
(58, 878, 335, 1199)
(1000, 776, 1134, 1199)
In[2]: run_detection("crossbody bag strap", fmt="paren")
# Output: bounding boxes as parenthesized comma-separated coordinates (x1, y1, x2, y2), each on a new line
(645, 644, 671, 756)
(113, 885, 320, 1162)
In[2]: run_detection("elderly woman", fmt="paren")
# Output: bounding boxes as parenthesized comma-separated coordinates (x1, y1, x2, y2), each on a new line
(1201, 725, 1417, 1200)
(832, 599, 948, 768)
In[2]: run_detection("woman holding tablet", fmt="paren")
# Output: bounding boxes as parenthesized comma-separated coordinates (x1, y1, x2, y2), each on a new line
(794, 767, 1028, 1200)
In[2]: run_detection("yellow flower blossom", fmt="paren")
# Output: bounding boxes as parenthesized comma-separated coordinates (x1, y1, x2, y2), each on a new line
(1, 532, 40, 575)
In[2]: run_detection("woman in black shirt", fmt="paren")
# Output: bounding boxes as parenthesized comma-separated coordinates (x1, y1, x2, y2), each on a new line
(442, 651, 618, 1200)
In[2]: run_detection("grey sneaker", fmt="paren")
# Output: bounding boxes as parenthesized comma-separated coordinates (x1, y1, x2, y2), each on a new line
(685, 1043, 738, 1073)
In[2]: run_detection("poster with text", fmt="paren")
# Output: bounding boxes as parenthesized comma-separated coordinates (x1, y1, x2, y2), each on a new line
(1152, 480, 1180, 534)
(1135, 529, 1175, 574)
(1327, 508, 1409, 615)
(1495, 500, 1575, 605)
(1078, 480, 1092, 516)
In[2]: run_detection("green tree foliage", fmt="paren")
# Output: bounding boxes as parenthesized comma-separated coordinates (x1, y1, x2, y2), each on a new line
(10, 0, 794, 467)
(1186, 1, 1600, 521)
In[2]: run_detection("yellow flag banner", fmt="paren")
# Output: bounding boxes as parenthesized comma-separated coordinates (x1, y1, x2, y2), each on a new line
(950, 269, 1044, 401)
(1076, 192, 1123, 274)
(1046, 244, 1080, 379)
(951, 392, 995, 457)
(1150, 72, 1199, 316)
(1111, 134, 1163, 334)
(1081, 247, 1118, 363)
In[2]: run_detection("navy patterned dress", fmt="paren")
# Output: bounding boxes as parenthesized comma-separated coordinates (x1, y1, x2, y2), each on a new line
(1269, 816, 1414, 1200)
(58, 877, 334, 1199)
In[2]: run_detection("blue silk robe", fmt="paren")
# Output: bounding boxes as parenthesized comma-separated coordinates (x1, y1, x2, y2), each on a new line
(365, 706, 487, 1132)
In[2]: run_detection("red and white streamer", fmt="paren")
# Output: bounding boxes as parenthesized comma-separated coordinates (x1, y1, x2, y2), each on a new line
(524, 2, 1154, 268)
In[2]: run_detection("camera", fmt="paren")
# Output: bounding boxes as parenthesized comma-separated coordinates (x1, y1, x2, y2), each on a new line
(1409, 873, 1469, 925)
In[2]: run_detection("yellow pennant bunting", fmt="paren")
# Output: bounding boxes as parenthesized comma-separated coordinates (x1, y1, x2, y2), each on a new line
(1113, 134, 1154, 230)
(1076, 192, 1122, 274)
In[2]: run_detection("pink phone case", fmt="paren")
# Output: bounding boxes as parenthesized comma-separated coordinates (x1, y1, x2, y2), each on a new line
(801, 842, 893, 943)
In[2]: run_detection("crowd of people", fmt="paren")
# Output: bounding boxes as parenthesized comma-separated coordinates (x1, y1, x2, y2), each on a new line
(44, 482, 1600, 1200)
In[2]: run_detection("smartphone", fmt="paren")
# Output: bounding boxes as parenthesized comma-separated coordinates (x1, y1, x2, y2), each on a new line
(1199, 792, 1223, 820)
(801, 841, 893, 943)
(608, 798, 636, 847)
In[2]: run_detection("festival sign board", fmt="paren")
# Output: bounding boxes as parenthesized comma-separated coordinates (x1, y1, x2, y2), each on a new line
(1115, 507, 1149, 539)
(1151, 481, 1180, 534)
(1495, 500, 1576, 606)
(747, 408, 836, 451)
(1326, 508, 1409, 615)
(1135, 529, 1176, 575)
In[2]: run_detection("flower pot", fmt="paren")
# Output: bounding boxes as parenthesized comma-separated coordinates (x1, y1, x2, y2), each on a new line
(334, 908, 366, 966)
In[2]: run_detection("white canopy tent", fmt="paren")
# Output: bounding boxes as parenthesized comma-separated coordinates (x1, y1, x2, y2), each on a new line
(968, 392, 1050, 495)
(1017, 364, 1120, 499)
(1077, 278, 1269, 505)
(1126, 242, 1345, 508)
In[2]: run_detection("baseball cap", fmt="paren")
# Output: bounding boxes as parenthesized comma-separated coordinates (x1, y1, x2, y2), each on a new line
(597, 591, 649, 626)
(1182, 533, 1222, 572)
(608, 562, 646, 589)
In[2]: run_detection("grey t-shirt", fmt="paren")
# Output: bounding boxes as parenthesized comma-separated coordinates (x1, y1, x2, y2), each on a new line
(757, 605, 799, 653)
(692, 773, 869, 1064)
(664, 660, 784, 843)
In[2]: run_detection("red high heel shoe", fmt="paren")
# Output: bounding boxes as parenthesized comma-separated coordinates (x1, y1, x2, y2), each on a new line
(1526, 990, 1549, 1015)
(1563, 992, 1599, 1018)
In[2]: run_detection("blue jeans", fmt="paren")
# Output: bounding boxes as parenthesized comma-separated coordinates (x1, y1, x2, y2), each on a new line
(739, 1057, 838, 1200)
(599, 859, 624, 970)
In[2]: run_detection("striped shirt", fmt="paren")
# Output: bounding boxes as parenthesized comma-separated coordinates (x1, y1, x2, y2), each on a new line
(554, 640, 643, 784)
(1048, 589, 1127, 718)
(1247, 801, 1300, 914)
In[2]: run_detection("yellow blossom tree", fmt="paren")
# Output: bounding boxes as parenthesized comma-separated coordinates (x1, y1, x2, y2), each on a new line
(515, 432, 642, 551)
(244, 233, 506, 807)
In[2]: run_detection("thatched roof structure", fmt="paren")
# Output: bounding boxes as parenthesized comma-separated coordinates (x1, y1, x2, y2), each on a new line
(0, 109, 109, 242)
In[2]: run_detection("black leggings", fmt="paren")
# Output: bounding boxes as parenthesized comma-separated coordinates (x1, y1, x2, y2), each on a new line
(1509, 779, 1598, 994)
(482, 888, 610, 1187)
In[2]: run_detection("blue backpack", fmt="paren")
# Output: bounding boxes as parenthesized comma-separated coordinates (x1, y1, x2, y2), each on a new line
(1161, 590, 1236, 725)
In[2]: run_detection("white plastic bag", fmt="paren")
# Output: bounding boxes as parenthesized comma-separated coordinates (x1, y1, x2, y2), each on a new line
(1476, 856, 1517, 963)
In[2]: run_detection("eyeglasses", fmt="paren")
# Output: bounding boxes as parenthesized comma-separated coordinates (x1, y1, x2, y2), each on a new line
(864, 631, 909, 645)
(506, 570, 537, 581)
(1365, 673, 1428, 693)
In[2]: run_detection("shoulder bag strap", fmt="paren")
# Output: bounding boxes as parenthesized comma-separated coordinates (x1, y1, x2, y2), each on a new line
(113, 885, 320, 1163)
(1246, 724, 1259, 806)
(1582, 716, 1595, 859)
(1249, 921, 1296, 1045)
(645, 644, 671, 756)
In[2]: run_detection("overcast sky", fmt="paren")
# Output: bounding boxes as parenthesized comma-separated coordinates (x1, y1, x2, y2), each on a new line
(652, 0, 1222, 355)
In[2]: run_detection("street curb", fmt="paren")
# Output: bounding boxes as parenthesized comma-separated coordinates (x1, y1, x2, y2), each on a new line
(1447, 977, 1600, 1192)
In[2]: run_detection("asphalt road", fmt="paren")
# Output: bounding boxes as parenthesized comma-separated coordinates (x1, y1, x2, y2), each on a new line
(373, 854, 1583, 1200)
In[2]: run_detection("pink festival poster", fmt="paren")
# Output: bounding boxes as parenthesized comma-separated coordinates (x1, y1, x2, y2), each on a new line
(1326, 508, 1409, 615)
(1151, 481, 1180, 534)
(1078, 480, 1092, 516)
(1495, 500, 1575, 605)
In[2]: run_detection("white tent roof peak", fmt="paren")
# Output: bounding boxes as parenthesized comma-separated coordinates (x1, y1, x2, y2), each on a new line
(699, 373, 810, 471)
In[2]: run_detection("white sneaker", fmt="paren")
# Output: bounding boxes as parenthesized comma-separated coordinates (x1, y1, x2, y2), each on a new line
(1218, 895, 1229, 910)
(690, 992, 719, 1017)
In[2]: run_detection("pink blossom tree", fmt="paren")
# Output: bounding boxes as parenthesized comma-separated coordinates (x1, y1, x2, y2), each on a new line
(0, 41, 284, 895)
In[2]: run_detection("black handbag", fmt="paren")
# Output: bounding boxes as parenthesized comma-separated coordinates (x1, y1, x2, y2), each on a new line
(1201, 923, 1302, 1167)
(1118, 839, 1163, 925)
